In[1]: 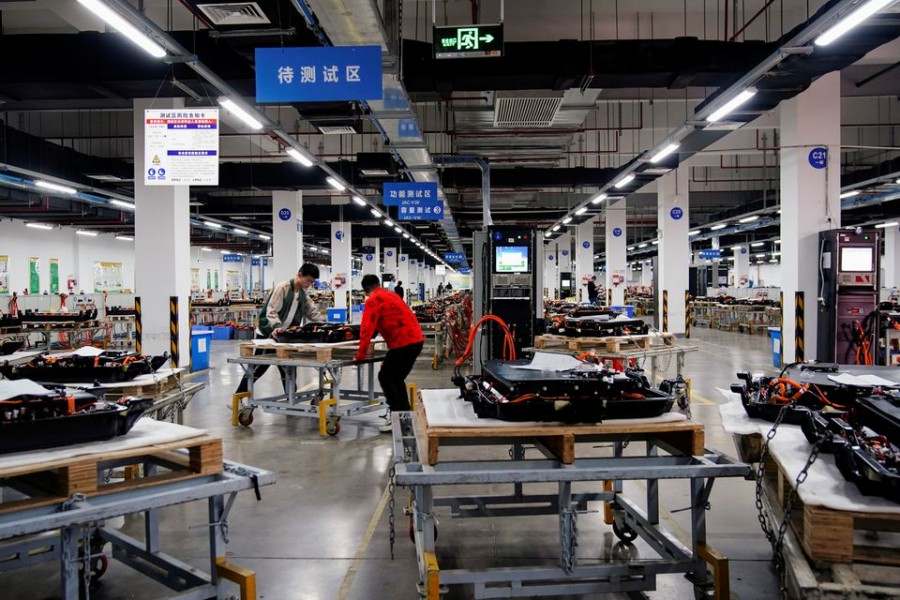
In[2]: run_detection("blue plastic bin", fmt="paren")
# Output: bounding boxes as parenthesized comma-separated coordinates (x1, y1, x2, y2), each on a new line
(611, 305, 636, 318)
(211, 325, 234, 340)
(191, 331, 213, 371)
(327, 308, 348, 323)
(768, 327, 781, 368)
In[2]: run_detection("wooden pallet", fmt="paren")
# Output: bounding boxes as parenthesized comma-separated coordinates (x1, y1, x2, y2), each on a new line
(114, 370, 184, 396)
(0, 434, 222, 514)
(415, 397, 704, 466)
(534, 333, 674, 352)
(763, 454, 900, 566)
(240, 341, 373, 362)
(21, 319, 101, 330)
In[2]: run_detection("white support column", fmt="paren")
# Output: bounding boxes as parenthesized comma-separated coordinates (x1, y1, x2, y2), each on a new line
(362, 237, 380, 277)
(658, 168, 690, 333)
(557, 234, 572, 299)
(384, 247, 398, 284)
(331, 222, 352, 311)
(272, 190, 303, 286)
(398, 253, 410, 300)
(734, 246, 751, 287)
(575, 218, 596, 304)
(884, 226, 900, 291)
(781, 71, 841, 362)
(605, 200, 627, 307)
(543, 241, 558, 299)
(409, 258, 419, 300)
(133, 98, 190, 364)
(641, 261, 653, 287)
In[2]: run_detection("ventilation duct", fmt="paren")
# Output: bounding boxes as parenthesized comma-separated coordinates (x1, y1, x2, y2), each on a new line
(197, 2, 271, 26)
(493, 94, 564, 128)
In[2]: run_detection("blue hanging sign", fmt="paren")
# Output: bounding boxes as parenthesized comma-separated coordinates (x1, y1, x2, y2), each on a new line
(612, 227, 623, 237)
(251, 258, 260, 266)
(400, 256, 407, 262)
(458, 267, 471, 275)
(383, 182, 439, 205)
(398, 196, 444, 221)
(335, 230, 345, 241)
(582, 241, 591, 249)
(255, 46, 383, 103)
(699, 249, 722, 260)
(222, 254, 243, 263)
(397, 119, 420, 138)
(444, 252, 465, 263)
(263, 258, 269, 266)
(808, 147, 827, 170)
(278, 208, 291, 221)
(386, 250, 394, 257)
(670, 207, 684, 220)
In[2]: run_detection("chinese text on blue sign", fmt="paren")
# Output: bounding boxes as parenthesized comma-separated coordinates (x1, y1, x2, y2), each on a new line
(383, 182, 443, 221)
(699, 249, 722, 260)
(444, 252, 465, 263)
(222, 254, 243, 263)
(255, 46, 382, 103)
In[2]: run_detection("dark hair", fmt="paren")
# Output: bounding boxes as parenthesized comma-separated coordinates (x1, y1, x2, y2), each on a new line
(361, 274, 380, 292)
(396, 281, 403, 286)
(299, 263, 320, 279)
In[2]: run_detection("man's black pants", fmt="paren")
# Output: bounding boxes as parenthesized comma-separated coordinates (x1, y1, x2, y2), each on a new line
(378, 341, 424, 411)
(235, 333, 288, 395)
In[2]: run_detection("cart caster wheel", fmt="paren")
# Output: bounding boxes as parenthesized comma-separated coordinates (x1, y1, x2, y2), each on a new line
(613, 520, 638, 543)
(408, 521, 438, 543)
(325, 416, 341, 436)
(237, 410, 254, 427)
(90, 554, 108, 580)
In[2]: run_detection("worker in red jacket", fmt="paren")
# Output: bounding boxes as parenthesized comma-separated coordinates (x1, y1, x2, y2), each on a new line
(355, 274, 424, 431)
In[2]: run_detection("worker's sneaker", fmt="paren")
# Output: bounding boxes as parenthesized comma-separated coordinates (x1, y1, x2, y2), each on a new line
(378, 411, 393, 433)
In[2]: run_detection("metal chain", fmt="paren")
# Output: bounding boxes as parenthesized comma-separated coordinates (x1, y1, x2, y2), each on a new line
(754, 401, 793, 544)
(81, 526, 92, 599)
(388, 463, 396, 560)
(559, 505, 578, 573)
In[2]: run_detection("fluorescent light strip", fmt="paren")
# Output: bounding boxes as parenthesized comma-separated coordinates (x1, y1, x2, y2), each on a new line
(627, 246, 635, 251)
(613, 173, 636, 189)
(220, 250, 229, 255)
(575, 206, 588, 215)
(76, 230, 98, 237)
(201, 247, 214, 252)
(651, 240, 659, 245)
(688, 230, 701, 236)
(394, 226, 402, 233)
(218, 97, 263, 130)
(286, 147, 314, 167)
(739, 215, 759, 223)
(232, 228, 248, 235)
(875, 221, 899, 229)
(259, 234, 271, 240)
(638, 243, 648, 248)
(839, 190, 860, 199)
(326, 177, 346, 192)
(707, 88, 757, 123)
(709, 223, 728, 231)
(815, 0, 894, 46)
(353, 196, 367, 206)
(204, 221, 222, 229)
(384, 219, 394, 227)
(26, 223, 53, 230)
(649, 142, 680, 164)
(35, 180, 77, 195)
(115, 235, 133, 241)
(110, 199, 135, 210)
(370, 208, 382, 217)
(562, 217, 573, 224)
(591, 193, 607, 205)
(76, 0, 166, 58)
(751, 242, 765, 247)
(552, 225, 561, 232)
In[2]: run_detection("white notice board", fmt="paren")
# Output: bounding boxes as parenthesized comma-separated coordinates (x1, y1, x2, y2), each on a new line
(144, 108, 219, 186)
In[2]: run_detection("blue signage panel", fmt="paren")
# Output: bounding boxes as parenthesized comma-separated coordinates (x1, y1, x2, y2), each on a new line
(251, 258, 260, 266)
(223, 254, 243, 263)
(365, 254, 373, 262)
(670, 207, 684, 220)
(561, 250, 569, 257)
(699, 249, 722, 260)
(444, 252, 465, 263)
(612, 227, 623, 237)
(263, 258, 269, 266)
(255, 46, 383, 103)
(458, 267, 471, 275)
(383, 182, 443, 221)
(808, 147, 827, 170)
(582, 241, 591, 249)
(278, 208, 291, 221)
(397, 119, 420, 138)
(383, 182, 439, 206)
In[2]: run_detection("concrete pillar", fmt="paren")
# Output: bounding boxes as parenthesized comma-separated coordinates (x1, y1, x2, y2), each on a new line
(362, 237, 380, 277)
(398, 254, 410, 301)
(781, 71, 841, 362)
(883, 226, 900, 291)
(272, 190, 303, 285)
(133, 98, 190, 364)
(331, 222, 351, 310)
(409, 258, 419, 300)
(734, 245, 750, 287)
(384, 247, 398, 284)
(575, 218, 596, 303)
(557, 234, 572, 299)
(543, 241, 558, 299)
(605, 200, 627, 306)
(657, 168, 689, 333)
(641, 261, 653, 287)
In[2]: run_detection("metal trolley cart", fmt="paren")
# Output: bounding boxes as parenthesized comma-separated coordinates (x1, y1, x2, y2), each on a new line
(391, 390, 750, 600)
(420, 322, 448, 370)
(228, 342, 387, 436)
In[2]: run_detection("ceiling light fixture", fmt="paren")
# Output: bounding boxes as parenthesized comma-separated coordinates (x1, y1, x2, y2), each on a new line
(562, 217, 573, 224)
(204, 221, 222, 229)
(76, 230, 98, 237)
(875, 221, 900, 229)
(218, 97, 263, 130)
(613, 173, 636, 189)
(709, 223, 728, 231)
(115, 235, 133, 241)
(651, 240, 659, 245)
(110, 199, 135, 210)
(35, 180, 77, 195)
(384, 219, 394, 227)
(839, 190, 860, 199)
(627, 246, 635, 251)
(575, 206, 588, 215)
(201, 247, 214, 252)
(352, 196, 367, 206)
(370, 208, 381, 218)
(552, 225, 561, 232)
(751, 242, 765, 247)
(649, 142, 680, 164)
(815, 0, 894, 46)
(286, 147, 314, 167)
(591, 193, 608, 205)
(403, 233, 410, 239)
(76, 0, 166, 58)
(739, 215, 759, 223)
(232, 228, 248, 235)
(394, 226, 402, 233)
(26, 223, 53, 230)
(638, 243, 648, 248)
(707, 88, 757, 123)
(688, 230, 701, 236)
(325, 177, 346, 192)
(220, 250, 229, 255)
(259, 234, 271, 240)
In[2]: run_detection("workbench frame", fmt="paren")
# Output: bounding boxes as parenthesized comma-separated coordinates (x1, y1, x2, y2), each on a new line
(227, 354, 386, 434)
(392, 412, 749, 600)
(0, 460, 274, 599)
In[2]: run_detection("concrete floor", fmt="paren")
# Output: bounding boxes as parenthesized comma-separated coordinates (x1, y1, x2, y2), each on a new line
(2, 326, 781, 599)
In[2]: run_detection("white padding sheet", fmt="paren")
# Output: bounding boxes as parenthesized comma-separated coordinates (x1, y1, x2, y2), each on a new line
(421, 388, 687, 428)
(0, 419, 209, 470)
(717, 391, 767, 436)
(56, 367, 185, 389)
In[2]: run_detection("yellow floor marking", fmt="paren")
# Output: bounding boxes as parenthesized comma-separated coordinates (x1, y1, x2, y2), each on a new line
(335, 482, 392, 600)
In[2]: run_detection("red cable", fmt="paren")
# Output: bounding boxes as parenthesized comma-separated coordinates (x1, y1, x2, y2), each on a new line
(456, 314, 516, 366)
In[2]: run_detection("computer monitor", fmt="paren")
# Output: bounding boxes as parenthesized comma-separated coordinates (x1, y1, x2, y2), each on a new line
(494, 245, 530, 273)
(840, 246, 873, 273)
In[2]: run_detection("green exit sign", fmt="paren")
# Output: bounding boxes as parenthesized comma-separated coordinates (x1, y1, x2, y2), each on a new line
(433, 24, 504, 59)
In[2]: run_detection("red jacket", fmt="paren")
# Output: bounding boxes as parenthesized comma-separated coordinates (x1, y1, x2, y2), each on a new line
(356, 287, 424, 359)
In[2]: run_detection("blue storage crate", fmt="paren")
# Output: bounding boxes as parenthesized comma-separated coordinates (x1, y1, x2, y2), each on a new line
(211, 325, 234, 340)
(611, 305, 636, 318)
(327, 308, 348, 323)
(768, 327, 781, 368)
(191, 331, 213, 371)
